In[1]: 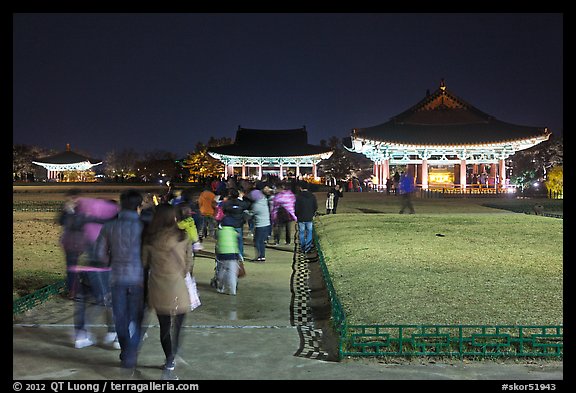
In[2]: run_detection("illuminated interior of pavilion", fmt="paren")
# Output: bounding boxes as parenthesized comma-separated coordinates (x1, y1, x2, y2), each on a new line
(345, 80, 551, 192)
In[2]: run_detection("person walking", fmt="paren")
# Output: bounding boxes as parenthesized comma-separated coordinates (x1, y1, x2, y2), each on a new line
(294, 181, 318, 254)
(248, 188, 271, 262)
(325, 184, 343, 214)
(57, 188, 85, 298)
(271, 182, 297, 245)
(213, 225, 241, 295)
(95, 189, 145, 374)
(198, 187, 217, 241)
(141, 204, 196, 379)
(398, 172, 416, 214)
(220, 188, 251, 261)
(72, 197, 120, 350)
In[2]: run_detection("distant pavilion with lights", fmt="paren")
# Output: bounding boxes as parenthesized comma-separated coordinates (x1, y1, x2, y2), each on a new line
(208, 126, 333, 180)
(345, 80, 551, 191)
(32, 144, 102, 182)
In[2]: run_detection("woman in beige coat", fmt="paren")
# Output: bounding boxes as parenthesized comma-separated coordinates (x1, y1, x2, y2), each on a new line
(142, 204, 195, 375)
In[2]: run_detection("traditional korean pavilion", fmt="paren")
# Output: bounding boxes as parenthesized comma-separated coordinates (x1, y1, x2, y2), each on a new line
(208, 126, 333, 179)
(345, 80, 551, 191)
(32, 144, 102, 182)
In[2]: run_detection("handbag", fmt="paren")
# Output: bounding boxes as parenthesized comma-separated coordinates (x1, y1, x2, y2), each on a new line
(237, 261, 246, 278)
(184, 272, 201, 311)
(214, 205, 225, 221)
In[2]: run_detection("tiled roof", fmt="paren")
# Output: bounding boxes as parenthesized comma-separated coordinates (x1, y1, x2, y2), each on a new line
(353, 85, 548, 146)
(33, 150, 101, 165)
(209, 127, 332, 157)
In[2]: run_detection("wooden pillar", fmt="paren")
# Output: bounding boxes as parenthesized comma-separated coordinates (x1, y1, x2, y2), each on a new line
(312, 162, 317, 179)
(421, 159, 428, 190)
(499, 158, 506, 188)
(490, 163, 498, 188)
(460, 159, 467, 190)
(383, 160, 389, 188)
(241, 164, 246, 178)
(258, 164, 263, 179)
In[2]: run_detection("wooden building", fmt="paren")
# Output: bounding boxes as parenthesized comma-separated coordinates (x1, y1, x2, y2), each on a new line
(344, 80, 551, 191)
(208, 127, 333, 180)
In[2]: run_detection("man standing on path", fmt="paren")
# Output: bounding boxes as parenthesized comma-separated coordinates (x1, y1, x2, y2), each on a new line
(294, 181, 318, 254)
(198, 187, 217, 240)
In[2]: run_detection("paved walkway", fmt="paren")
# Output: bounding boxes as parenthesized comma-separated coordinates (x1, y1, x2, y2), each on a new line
(13, 236, 563, 381)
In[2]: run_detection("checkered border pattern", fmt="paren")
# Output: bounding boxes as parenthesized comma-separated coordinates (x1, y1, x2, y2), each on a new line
(290, 237, 329, 360)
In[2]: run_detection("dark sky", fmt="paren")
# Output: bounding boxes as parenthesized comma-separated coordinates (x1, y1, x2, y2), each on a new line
(13, 13, 563, 160)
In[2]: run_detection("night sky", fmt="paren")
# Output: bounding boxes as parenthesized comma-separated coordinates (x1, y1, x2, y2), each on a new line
(12, 13, 563, 160)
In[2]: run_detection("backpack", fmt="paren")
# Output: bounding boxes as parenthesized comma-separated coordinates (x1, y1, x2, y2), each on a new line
(276, 205, 291, 224)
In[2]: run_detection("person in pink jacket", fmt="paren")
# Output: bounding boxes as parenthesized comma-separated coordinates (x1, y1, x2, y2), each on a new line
(270, 182, 297, 246)
(72, 197, 120, 349)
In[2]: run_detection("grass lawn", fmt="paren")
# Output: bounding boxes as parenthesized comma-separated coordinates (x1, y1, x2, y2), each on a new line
(316, 210, 563, 326)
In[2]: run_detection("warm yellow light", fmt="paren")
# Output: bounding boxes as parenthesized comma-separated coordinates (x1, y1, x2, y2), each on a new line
(428, 168, 454, 185)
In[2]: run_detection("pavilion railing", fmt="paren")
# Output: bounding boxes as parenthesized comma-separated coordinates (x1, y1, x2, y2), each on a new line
(313, 232, 563, 360)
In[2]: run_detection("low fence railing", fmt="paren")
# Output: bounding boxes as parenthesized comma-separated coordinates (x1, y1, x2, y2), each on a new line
(13, 280, 66, 315)
(13, 200, 63, 212)
(313, 232, 563, 359)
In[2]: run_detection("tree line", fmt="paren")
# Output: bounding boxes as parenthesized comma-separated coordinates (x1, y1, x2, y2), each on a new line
(13, 133, 562, 195)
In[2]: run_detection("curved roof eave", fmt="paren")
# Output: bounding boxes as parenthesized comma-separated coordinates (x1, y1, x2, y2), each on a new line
(208, 145, 332, 158)
(353, 121, 549, 147)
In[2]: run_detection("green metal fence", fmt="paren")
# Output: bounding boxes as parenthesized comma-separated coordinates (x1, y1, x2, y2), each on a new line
(341, 324, 562, 358)
(13, 200, 63, 212)
(13, 280, 66, 315)
(313, 232, 563, 359)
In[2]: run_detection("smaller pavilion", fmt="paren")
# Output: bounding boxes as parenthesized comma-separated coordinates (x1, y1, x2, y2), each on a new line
(32, 144, 102, 182)
(208, 126, 333, 180)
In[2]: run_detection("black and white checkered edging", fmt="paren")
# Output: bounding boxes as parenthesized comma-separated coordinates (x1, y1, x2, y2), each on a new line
(290, 239, 329, 360)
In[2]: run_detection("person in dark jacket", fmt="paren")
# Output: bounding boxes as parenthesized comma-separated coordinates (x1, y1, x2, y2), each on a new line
(95, 189, 145, 373)
(220, 188, 251, 261)
(294, 181, 318, 254)
(326, 184, 343, 214)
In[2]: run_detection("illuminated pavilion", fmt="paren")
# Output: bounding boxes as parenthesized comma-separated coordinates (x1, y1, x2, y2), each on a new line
(32, 144, 102, 182)
(345, 80, 551, 191)
(208, 126, 333, 180)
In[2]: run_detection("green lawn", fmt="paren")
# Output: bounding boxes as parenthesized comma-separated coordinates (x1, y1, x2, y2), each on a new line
(316, 212, 563, 326)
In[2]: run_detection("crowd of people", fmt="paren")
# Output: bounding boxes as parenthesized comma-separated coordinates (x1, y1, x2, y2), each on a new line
(57, 177, 320, 379)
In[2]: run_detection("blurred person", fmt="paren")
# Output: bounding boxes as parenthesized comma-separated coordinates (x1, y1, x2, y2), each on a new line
(57, 188, 85, 298)
(248, 188, 270, 262)
(398, 172, 416, 214)
(212, 225, 241, 295)
(95, 189, 145, 373)
(72, 196, 120, 349)
(181, 189, 204, 242)
(220, 188, 251, 261)
(142, 204, 196, 379)
(271, 182, 297, 245)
